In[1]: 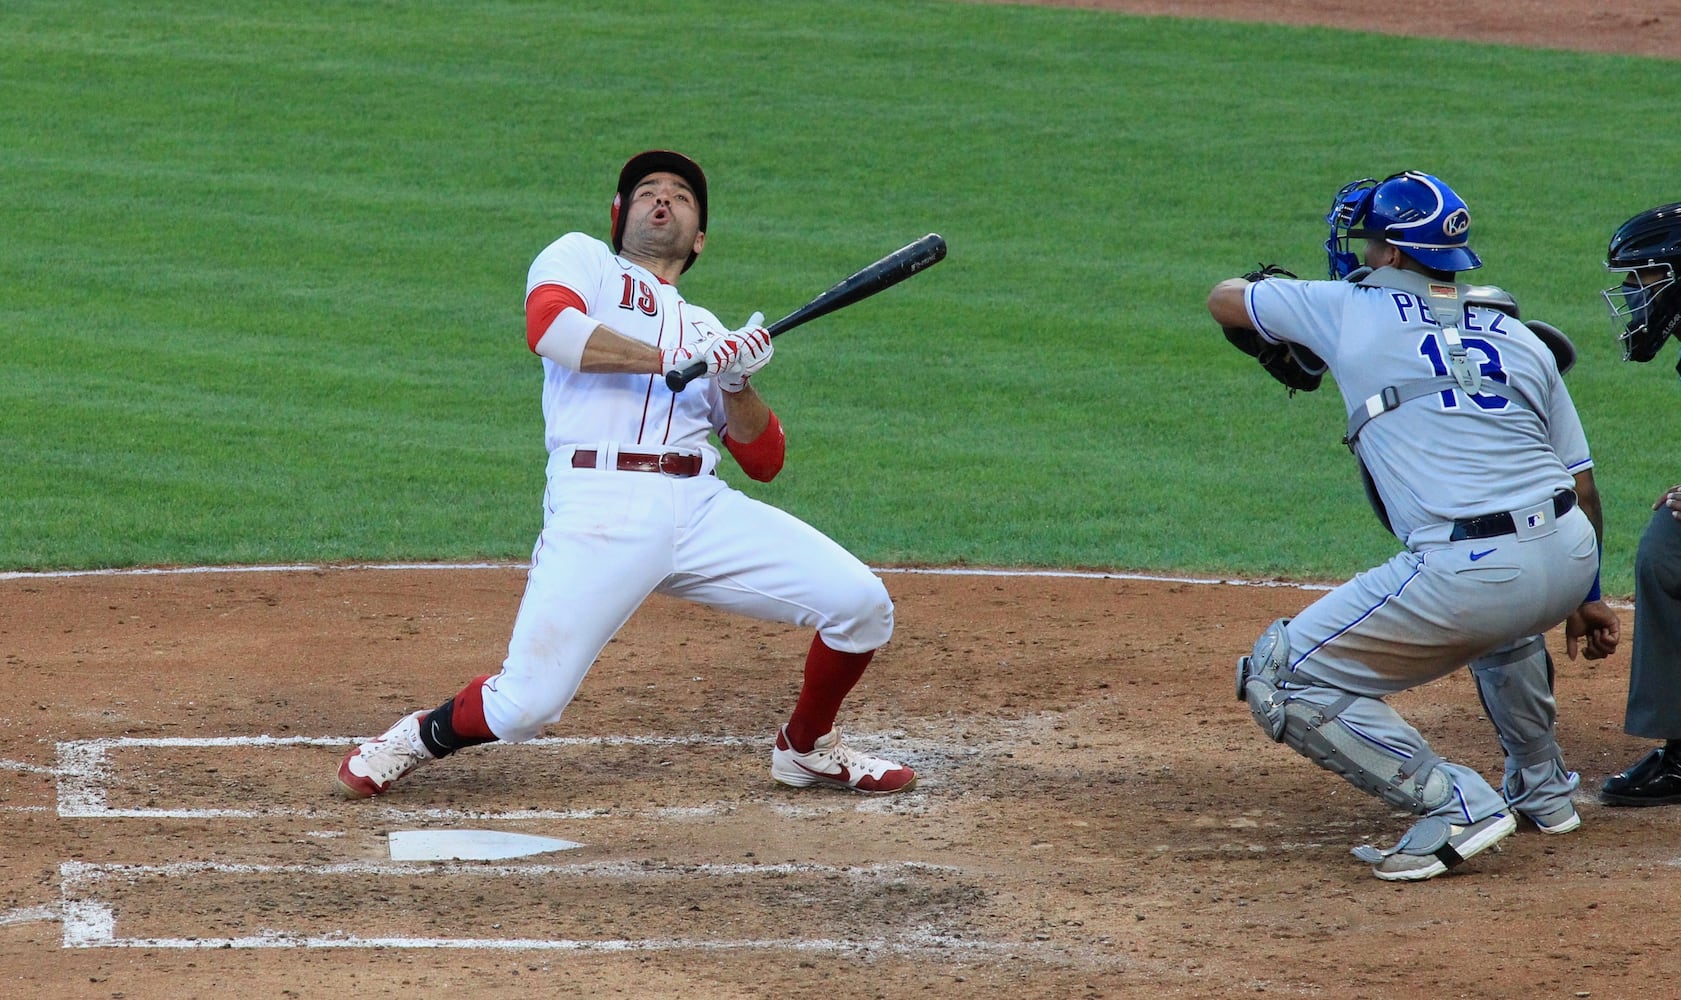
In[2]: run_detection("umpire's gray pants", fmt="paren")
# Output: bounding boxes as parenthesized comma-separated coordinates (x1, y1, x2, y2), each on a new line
(1625, 507, 1681, 739)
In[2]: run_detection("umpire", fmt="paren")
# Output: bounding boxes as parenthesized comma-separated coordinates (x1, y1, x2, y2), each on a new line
(1598, 203, 1681, 806)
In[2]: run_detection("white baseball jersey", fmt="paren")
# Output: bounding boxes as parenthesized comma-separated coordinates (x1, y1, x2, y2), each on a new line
(526, 232, 729, 467)
(1246, 268, 1591, 544)
(470, 231, 895, 746)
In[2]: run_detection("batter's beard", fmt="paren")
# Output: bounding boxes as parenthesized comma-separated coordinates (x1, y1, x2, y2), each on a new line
(620, 225, 692, 270)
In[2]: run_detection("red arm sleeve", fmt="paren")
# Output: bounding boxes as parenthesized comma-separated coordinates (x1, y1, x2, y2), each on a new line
(526, 284, 589, 352)
(722, 410, 786, 483)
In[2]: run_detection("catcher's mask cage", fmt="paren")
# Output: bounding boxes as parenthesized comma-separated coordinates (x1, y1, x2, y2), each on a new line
(1602, 201, 1681, 364)
(1325, 170, 1482, 278)
(610, 149, 708, 273)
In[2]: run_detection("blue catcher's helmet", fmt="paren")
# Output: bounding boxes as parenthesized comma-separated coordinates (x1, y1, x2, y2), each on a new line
(1324, 171, 1482, 279)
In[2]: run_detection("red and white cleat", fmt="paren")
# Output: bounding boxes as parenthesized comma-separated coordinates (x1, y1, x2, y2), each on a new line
(337, 711, 434, 798)
(770, 725, 916, 794)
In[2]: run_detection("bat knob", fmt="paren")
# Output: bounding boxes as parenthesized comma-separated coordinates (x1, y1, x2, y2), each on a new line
(666, 359, 706, 392)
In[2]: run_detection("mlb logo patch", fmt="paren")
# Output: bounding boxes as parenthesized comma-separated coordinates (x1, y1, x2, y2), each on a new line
(1526, 512, 1547, 529)
(1429, 284, 1460, 299)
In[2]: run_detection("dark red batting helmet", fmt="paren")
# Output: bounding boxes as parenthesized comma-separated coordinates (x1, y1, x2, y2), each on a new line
(610, 149, 708, 273)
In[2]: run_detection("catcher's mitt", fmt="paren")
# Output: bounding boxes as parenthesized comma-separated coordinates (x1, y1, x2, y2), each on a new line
(1241, 263, 1299, 284)
(1222, 263, 1326, 394)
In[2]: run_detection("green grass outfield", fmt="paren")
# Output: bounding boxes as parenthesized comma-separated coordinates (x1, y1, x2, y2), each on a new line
(5, 0, 1681, 595)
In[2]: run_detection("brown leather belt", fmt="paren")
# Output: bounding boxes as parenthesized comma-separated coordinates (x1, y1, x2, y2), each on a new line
(571, 449, 703, 477)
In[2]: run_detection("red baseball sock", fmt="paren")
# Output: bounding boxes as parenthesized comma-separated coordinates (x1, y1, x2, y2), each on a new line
(784, 635, 874, 753)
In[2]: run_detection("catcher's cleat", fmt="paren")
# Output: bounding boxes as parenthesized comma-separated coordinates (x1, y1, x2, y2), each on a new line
(337, 711, 434, 798)
(1518, 800, 1581, 835)
(770, 726, 916, 794)
(1356, 812, 1516, 882)
(1504, 772, 1582, 834)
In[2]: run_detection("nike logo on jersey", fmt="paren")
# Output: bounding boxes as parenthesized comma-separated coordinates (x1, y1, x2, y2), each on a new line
(1469, 548, 1497, 561)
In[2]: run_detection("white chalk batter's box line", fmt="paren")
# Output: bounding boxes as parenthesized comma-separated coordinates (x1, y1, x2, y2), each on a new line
(59, 858, 941, 952)
(13, 735, 1071, 962)
(54, 858, 1044, 958)
(31, 738, 1067, 960)
(42, 732, 949, 820)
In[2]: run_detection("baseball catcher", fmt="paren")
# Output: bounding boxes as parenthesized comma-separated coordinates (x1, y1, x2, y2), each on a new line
(1207, 169, 1620, 883)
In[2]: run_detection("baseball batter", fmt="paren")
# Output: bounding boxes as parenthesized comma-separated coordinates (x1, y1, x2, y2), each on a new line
(337, 149, 915, 798)
(1208, 170, 1620, 881)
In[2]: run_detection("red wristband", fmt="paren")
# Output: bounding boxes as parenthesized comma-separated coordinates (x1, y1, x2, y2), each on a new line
(724, 411, 785, 482)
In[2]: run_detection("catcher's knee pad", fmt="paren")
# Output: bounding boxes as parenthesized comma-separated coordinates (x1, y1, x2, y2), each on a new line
(1239, 618, 1293, 735)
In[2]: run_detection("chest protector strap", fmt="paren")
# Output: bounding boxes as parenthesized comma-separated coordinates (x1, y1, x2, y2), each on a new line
(1341, 267, 1532, 450)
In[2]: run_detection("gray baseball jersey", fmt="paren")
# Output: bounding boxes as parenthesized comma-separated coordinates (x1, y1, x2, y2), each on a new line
(1246, 267, 1592, 545)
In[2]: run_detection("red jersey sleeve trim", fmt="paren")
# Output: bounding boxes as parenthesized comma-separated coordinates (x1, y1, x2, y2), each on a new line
(723, 410, 786, 482)
(526, 283, 589, 352)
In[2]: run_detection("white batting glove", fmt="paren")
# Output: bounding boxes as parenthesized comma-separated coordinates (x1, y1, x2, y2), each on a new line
(660, 329, 739, 381)
(715, 312, 773, 394)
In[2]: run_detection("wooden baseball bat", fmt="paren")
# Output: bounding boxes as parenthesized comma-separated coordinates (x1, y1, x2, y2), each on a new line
(665, 233, 948, 392)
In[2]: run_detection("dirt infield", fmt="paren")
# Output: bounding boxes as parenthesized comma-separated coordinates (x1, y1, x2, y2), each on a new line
(991, 0, 1681, 59)
(7, 3, 1679, 999)
(1, 565, 1677, 999)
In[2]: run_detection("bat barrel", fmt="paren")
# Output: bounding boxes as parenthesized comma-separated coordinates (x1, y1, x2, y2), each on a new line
(665, 232, 946, 392)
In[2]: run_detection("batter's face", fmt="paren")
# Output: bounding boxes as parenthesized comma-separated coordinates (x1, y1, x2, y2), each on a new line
(620, 171, 705, 267)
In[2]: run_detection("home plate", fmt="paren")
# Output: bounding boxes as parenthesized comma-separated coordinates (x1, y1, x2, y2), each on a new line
(388, 829, 585, 861)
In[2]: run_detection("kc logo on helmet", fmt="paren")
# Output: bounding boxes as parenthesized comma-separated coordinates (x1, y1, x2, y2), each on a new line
(1443, 208, 1471, 238)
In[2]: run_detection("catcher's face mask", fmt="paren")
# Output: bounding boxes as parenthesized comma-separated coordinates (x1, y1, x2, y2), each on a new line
(1325, 178, 1379, 279)
(1602, 263, 1679, 363)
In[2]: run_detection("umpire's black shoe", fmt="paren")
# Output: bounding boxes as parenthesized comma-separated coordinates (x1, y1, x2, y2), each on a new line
(1600, 746, 1681, 806)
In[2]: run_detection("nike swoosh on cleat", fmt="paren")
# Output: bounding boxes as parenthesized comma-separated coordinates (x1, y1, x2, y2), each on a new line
(1469, 548, 1497, 561)
(795, 760, 850, 784)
